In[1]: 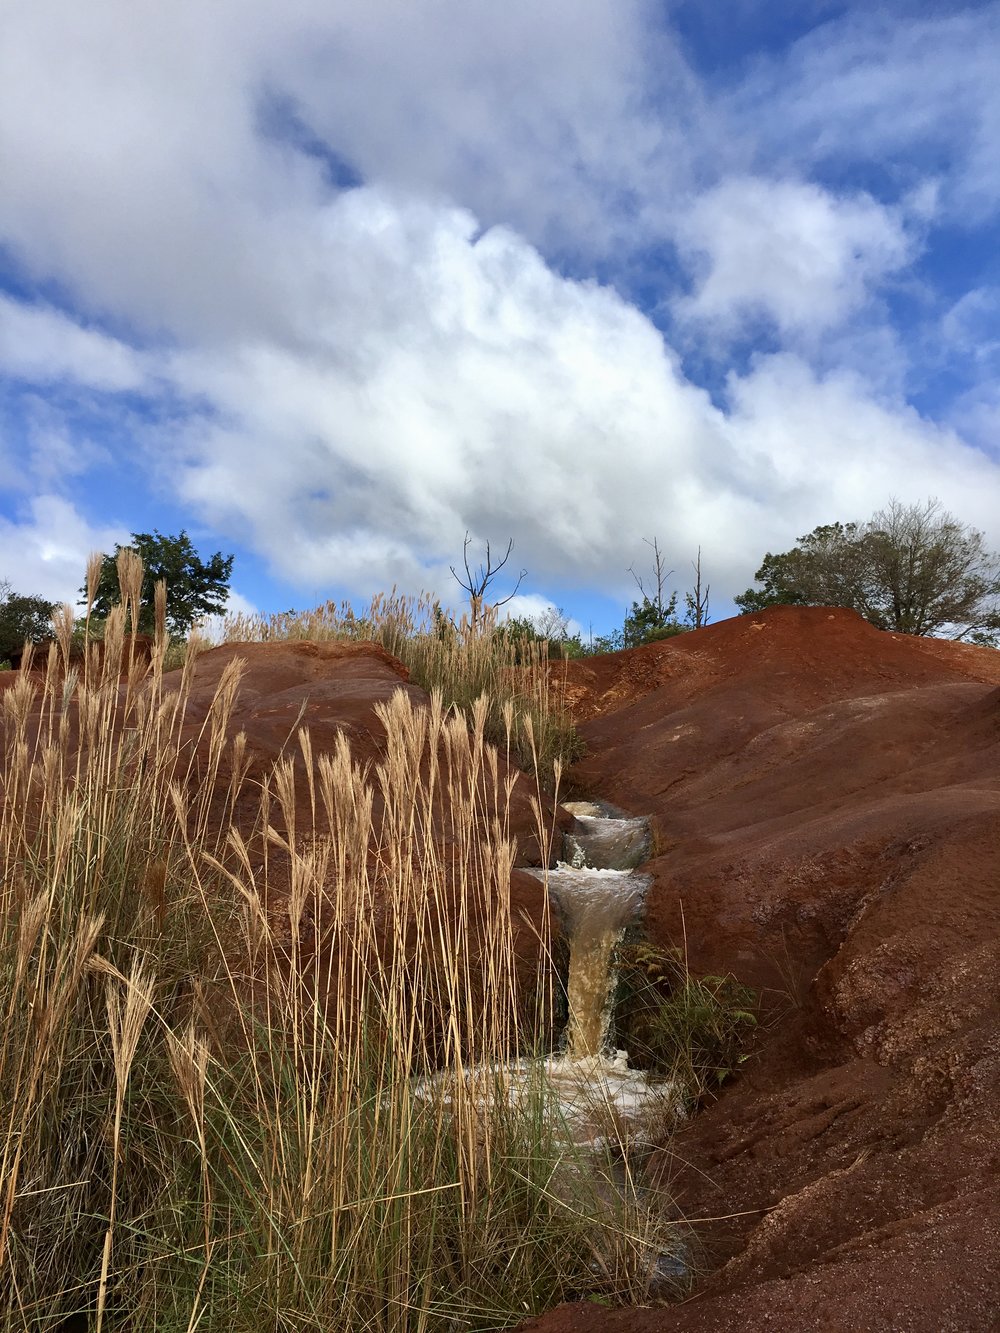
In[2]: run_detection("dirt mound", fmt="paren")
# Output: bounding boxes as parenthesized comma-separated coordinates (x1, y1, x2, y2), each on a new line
(528, 606, 1000, 1331)
(562, 604, 1000, 724)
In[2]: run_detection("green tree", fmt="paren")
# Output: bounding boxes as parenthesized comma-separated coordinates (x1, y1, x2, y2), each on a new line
(621, 594, 682, 647)
(0, 581, 56, 662)
(735, 500, 1000, 640)
(86, 531, 234, 638)
(497, 609, 587, 661)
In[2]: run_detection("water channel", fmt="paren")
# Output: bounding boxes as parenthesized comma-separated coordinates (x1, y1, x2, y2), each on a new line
(520, 800, 681, 1149)
(417, 799, 681, 1148)
(416, 797, 689, 1285)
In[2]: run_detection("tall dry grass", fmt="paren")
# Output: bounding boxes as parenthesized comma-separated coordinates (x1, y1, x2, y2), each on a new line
(0, 579, 679, 1330)
(222, 591, 582, 780)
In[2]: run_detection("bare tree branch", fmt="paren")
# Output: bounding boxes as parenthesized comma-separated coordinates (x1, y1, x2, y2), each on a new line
(628, 537, 673, 619)
(685, 547, 711, 629)
(450, 532, 527, 630)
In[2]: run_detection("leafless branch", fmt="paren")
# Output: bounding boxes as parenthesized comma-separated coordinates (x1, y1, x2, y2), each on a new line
(450, 532, 527, 629)
(628, 536, 673, 618)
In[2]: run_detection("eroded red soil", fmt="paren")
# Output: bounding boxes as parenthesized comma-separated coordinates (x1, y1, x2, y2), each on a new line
(524, 606, 1000, 1332)
(9, 616, 997, 1328)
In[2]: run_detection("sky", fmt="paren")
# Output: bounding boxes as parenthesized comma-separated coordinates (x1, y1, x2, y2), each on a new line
(2, 0, 1000, 638)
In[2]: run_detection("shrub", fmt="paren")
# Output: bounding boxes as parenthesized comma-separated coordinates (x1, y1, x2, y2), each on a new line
(613, 941, 758, 1103)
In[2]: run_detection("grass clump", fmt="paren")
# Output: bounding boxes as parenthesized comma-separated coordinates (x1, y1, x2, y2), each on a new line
(222, 591, 583, 781)
(0, 582, 678, 1330)
(613, 941, 758, 1104)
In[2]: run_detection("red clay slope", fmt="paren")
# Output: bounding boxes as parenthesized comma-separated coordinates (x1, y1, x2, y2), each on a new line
(526, 605, 1000, 1333)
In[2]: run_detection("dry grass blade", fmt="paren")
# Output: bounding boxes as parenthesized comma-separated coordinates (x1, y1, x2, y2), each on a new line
(0, 560, 681, 1330)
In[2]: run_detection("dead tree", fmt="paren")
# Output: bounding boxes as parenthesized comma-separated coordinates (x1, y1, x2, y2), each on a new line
(450, 532, 526, 631)
(684, 547, 711, 628)
(628, 537, 674, 620)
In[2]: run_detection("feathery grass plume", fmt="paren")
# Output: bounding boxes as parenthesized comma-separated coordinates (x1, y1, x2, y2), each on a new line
(52, 603, 75, 668)
(221, 589, 582, 782)
(0, 562, 683, 1327)
(115, 546, 144, 636)
(152, 576, 168, 673)
(96, 959, 156, 1333)
(85, 549, 104, 615)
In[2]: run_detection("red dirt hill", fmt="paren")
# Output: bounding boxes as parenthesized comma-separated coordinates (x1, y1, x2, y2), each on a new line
(525, 605, 1000, 1332)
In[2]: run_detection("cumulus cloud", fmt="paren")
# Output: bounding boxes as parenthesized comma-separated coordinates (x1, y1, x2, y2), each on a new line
(674, 177, 913, 340)
(722, 354, 1000, 547)
(137, 188, 998, 611)
(150, 189, 729, 595)
(0, 496, 127, 603)
(2, 0, 1000, 624)
(0, 0, 694, 343)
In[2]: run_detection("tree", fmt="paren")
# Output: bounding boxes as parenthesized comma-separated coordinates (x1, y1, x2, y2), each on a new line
(735, 499, 1000, 640)
(0, 581, 55, 662)
(86, 531, 234, 639)
(497, 607, 587, 661)
(684, 547, 711, 629)
(450, 533, 526, 631)
(623, 537, 682, 646)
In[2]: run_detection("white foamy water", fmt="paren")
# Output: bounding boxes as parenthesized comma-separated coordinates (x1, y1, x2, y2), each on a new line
(419, 807, 682, 1155)
(562, 800, 605, 818)
(562, 801, 651, 871)
(414, 1051, 683, 1150)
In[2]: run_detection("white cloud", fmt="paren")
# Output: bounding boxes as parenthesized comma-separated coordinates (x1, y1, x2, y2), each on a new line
(941, 286, 1000, 367)
(674, 177, 913, 340)
(722, 354, 1000, 552)
(147, 188, 727, 595)
(0, 496, 127, 603)
(0, 0, 694, 345)
(2, 0, 1000, 625)
(0, 296, 146, 390)
(729, 7, 1000, 221)
(125, 187, 998, 611)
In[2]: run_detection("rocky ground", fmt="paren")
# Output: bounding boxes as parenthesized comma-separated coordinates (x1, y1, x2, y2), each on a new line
(523, 605, 1000, 1332)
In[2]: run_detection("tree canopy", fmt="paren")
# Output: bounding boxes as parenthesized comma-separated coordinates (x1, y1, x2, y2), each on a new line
(86, 531, 234, 638)
(735, 499, 1000, 641)
(0, 582, 55, 662)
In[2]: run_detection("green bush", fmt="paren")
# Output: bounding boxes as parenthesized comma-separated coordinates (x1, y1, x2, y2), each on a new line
(612, 941, 757, 1103)
(0, 581, 55, 660)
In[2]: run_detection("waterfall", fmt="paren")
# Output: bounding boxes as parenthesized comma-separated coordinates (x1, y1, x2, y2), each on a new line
(529, 801, 651, 1060)
(535, 864, 647, 1056)
(419, 800, 683, 1150)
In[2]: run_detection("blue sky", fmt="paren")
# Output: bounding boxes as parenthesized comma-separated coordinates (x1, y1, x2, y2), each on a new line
(2, 0, 1000, 637)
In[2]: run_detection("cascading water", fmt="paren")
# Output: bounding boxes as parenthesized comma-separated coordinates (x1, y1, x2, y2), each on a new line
(561, 800, 652, 872)
(515, 799, 683, 1147)
(549, 800, 653, 1059)
(415, 797, 689, 1286)
(418, 800, 682, 1149)
(549, 864, 647, 1057)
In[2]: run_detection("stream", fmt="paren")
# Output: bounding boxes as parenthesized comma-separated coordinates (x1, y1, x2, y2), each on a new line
(420, 802, 681, 1148)
(519, 800, 682, 1150)
(415, 797, 689, 1285)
